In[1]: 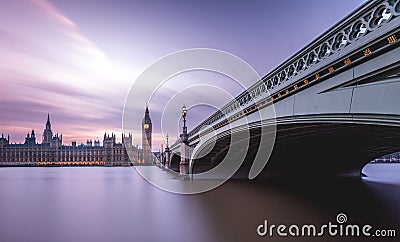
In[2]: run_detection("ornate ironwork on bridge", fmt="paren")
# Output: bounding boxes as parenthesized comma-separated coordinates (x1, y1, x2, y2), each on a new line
(165, 0, 400, 179)
(184, 0, 400, 141)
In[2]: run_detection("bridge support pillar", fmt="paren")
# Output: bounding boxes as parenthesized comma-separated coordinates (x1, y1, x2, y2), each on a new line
(179, 133, 189, 175)
(164, 134, 171, 169)
(164, 148, 170, 169)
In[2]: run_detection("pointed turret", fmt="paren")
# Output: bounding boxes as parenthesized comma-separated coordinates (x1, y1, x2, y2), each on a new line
(143, 105, 151, 122)
(43, 113, 53, 145)
(46, 113, 51, 130)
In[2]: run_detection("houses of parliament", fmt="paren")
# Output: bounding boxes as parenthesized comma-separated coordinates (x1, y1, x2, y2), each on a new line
(0, 107, 153, 166)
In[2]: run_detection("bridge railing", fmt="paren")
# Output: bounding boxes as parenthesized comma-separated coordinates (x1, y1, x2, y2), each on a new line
(186, 0, 400, 139)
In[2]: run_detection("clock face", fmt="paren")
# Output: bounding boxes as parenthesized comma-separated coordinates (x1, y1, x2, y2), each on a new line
(144, 124, 149, 129)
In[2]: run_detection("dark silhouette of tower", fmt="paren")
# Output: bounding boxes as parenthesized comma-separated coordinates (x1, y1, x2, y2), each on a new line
(142, 106, 152, 163)
(25, 129, 36, 146)
(43, 113, 52, 145)
(42, 114, 62, 147)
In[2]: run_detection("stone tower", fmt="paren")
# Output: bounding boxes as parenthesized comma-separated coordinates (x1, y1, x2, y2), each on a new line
(142, 106, 152, 164)
(43, 113, 52, 145)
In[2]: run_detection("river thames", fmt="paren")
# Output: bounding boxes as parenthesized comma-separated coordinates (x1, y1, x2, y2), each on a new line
(0, 164, 399, 242)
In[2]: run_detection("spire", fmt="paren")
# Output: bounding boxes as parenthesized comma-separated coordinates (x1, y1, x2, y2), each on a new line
(145, 104, 149, 115)
(46, 113, 51, 129)
(143, 105, 151, 122)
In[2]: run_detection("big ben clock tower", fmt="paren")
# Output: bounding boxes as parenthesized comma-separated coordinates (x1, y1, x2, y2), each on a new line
(142, 106, 152, 163)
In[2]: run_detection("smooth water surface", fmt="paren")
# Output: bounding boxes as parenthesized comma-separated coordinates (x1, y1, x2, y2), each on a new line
(0, 164, 399, 242)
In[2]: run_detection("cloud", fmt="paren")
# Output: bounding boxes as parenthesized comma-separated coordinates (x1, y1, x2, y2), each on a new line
(0, 0, 130, 144)
(29, 0, 76, 28)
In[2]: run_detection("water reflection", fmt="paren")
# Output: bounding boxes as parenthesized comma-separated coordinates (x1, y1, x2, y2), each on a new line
(0, 165, 398, 242)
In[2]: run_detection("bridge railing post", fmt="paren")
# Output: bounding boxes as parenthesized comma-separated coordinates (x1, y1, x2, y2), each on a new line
(179, 133, 189, 175)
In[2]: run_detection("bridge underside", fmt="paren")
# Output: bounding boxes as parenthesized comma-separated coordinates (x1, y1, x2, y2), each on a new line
(170, 154, 180, 172)
(191, 122, 400, 178)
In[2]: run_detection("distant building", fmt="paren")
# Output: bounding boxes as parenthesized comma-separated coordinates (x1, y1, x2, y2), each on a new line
(372, 151, 400, 163)
(0, 113, 150, 167)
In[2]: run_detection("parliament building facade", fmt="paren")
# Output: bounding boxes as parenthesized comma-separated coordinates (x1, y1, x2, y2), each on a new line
(0, 108, 154, 166)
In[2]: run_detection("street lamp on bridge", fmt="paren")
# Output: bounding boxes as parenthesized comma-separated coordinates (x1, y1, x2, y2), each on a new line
(180, 105, 189, 175)
(182, 105, 187, 134)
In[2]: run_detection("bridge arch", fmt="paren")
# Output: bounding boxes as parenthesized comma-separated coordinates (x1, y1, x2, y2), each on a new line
(169, 153, 181, 172)
(189, 118, 400, 178)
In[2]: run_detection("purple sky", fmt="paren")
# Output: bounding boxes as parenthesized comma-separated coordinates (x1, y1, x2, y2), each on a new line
(0, 0, 365, 148)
